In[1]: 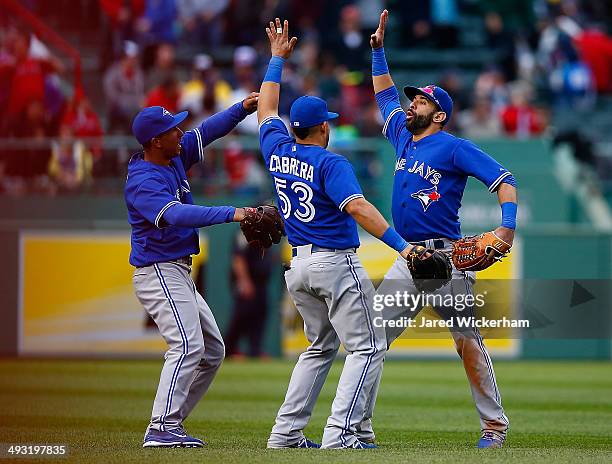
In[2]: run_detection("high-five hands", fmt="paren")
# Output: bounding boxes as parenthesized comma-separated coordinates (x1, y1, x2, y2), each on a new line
(242, 92, 259, 114)
(370, 9, 388, 49)
(265, 18, 298, 59)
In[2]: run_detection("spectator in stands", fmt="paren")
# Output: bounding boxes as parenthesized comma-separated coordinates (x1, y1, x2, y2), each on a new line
(328, 4, 369, 72)
(500, 81, 546, 138)
(575, 25, 612, 94)
(355, 100, 384, 138)
(474, 68, 510, 114)
(317, 52, 342, 114)
(136, 0, 177, 45)
(430, 0, 460, 48)
(60, 89, 104, 159)
(483, 11, 517, 80)
(395, 0, 432, 47)
(456, 97, 502, 139)
(3, 27, 64, 136)
(230, 46, 259, 134)
(99, 0, 145, 64)
(223, 140, 267, 194)
(295, 39, 320, 76)
(137, 0, 178, 70)
(145, 42, 179, 89)
(48, 125, 93, 193)
(477, 0, 535, 34)
(548, 46, 595, 110)
(177, 0, 229, 48)
(537, 4, 583, 77)
(278, 62, 302, 118)
(226, 0, 287, 46)
(439, 69, 469, 112)
(103, 40, 144, 133)
(179, 53, 232, 122)
(7, 99, 53, 194)
(145, 74, 180, 112)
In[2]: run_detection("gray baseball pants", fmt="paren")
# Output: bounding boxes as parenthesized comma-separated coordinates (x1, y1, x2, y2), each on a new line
(267, 247, 387, 449)
(360, 242, 509, 437)
(133, 261, 225, 432)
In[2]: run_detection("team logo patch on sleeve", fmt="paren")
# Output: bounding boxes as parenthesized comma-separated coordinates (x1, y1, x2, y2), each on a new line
(411, 186, 441, 211)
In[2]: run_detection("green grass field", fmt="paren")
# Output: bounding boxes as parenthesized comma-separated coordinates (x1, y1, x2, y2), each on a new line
(0, 359, 611, 463)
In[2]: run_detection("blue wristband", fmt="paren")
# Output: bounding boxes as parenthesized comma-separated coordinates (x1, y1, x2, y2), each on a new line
(501, 202, 518, 230)
(263, 56, 285, 84)
(372, 47, 389, 76)
(381, 227, 409, 253)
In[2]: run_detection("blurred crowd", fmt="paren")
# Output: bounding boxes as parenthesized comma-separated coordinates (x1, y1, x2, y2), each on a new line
(1, 0, 612, 195)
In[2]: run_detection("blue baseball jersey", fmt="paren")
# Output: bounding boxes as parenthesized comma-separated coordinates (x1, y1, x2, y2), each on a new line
(376, 86, 512, 242)
(126, 103, 247, 266)
(125, 127, 206, 267)
(259, 116, 363, 249)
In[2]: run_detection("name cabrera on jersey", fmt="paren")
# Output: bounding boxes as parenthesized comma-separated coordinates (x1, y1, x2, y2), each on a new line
(375, 86, 512, 242)
(259, 116, 363, 249)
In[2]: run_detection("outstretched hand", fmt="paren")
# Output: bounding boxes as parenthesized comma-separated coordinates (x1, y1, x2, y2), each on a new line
(370, 9, 388, 49)
(266, 18, 297, 59)
(242, 92, 259, 114)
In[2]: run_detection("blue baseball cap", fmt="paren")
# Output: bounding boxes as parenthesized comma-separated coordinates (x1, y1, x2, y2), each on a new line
(403, 85, 453, 125)
(290, 96, 339, 129)
(132, 106, 188, 145)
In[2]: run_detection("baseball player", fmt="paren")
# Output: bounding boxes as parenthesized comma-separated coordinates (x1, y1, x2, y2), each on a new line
(125, 96, 268, 448)
(258, 19, 449, 450)
(363, 10, 519, 448)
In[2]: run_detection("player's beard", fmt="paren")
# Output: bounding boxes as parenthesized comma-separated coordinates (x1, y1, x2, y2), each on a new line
(406, 110, 435, 134)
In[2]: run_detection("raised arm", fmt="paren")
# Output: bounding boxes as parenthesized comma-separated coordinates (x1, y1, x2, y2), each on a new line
(258, 18, 297, 125)
(370, 9, 395, 94)
(198, 97, 256, 145)
(180, 96, 257, 170)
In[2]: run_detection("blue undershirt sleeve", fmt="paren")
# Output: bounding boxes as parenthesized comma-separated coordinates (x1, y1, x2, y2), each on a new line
(161, 203, 236, 228)
(375, 86, 408, 153)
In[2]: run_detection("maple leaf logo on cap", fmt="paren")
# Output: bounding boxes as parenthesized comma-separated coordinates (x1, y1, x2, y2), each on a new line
(421, 85, 436, 95)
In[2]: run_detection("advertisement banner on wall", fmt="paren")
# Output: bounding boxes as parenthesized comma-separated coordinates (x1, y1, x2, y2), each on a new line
(19, 231, 207, 355)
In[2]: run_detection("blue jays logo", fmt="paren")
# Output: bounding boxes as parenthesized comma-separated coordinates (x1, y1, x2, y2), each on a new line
(411, 186, 441, 211)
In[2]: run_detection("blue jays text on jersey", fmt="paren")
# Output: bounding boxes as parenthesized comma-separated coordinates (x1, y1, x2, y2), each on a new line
(376, 86, 512, 242)
(259, 116, 365, 250)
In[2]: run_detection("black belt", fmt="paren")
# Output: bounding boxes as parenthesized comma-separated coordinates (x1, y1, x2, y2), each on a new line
(410, 239, 446, 250)
(291, 246, 356, 257)
(171, 256, 193, 266)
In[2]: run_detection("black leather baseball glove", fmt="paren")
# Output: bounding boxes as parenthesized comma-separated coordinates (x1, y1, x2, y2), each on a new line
(406, 245, 452, 293)
(239, 205, 285, 249)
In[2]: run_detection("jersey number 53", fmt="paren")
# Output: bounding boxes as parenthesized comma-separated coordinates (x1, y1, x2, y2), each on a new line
(274, 177, 315, 223)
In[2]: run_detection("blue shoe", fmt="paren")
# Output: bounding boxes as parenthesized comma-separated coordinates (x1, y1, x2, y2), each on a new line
(143, 428, 206, 448)
(346, 440, 378, 449)
(290, 437, 321, 448)
(477, 431, 505, 449)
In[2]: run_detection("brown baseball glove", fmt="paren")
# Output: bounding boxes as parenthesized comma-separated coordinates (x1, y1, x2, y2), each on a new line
(406, 245, 453, 293)
(452, 231, 512, 271)
(240, 205, 285, 249)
